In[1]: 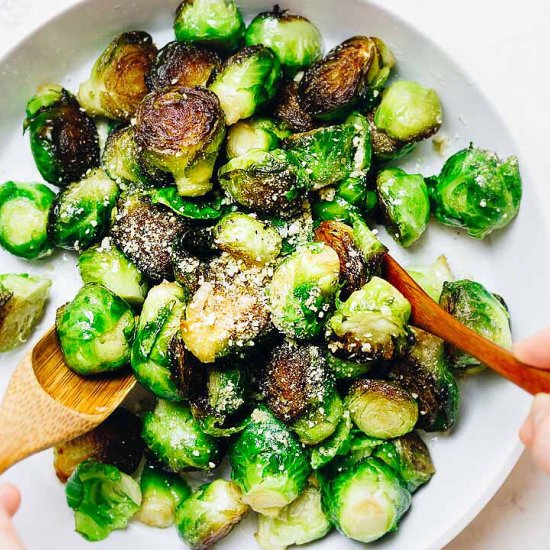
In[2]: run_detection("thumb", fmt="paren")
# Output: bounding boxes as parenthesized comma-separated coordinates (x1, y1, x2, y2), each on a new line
(514, 326, 550, 369)
(0, 484, 24, 550)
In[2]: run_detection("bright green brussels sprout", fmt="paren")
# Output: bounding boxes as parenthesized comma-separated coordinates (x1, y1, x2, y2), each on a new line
(65, 459, 141, 542)
(0, 274, 51, 352)
(135, 463, 191, 528)
(407, 254, 454, 303)
(320, 457, 411, 543)
(174, 0, 245, 52)
(366, 110, 416, 162)
(78, 238, 148, 308)
(229, 406, 312, 516)
(213, 212, 282, 265)
(255, 484, 331, 550)
(55, 283, 135, 376)
(78, 31, 157, 121)
(326, 276, 413, 365)
(335, 175, 368, 206)
(48, 168, 119, 251)
(142, 399, 221, 471)
(131, 282, 186, 401)
(209, 45, 281, 125)
(151, 187, 228, 220)
(325, 352, 371, 380)
(245, 7, 323, 72)
(310, 410, 353, 470)
(372, 432, 435, 493)
(428, 145, 522, 239)
(376, 167, 430, 248)
(24, 84, 100, 186)
(176, 479, 249, 549)
(268, 242, 340, 339)
(374, 80, 442, 142)
(225, 117, 290, 159)
(0, 182, 55, 259)
(338, 430, 384, 467)
(439, 279, 512, 373)
(219, 149, 308, 217)
(311, 196, 358, 224)
(389, 327, 460, 432)
(135, 86, 226, 197)
(274, 80, 319, 133)
(346, 379, 418, 439)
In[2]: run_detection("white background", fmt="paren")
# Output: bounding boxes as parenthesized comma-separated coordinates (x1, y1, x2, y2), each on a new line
(0, 0, 549, 548)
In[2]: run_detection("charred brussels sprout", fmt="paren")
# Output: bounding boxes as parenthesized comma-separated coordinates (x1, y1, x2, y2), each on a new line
(0, 274, 51, 352)
(56, 283, 135, 375)
(274, 80, 318, 133)
(132, 282, 186, 401)
(148, 41, 221, 91)
(135, 86, 226, 196)
(66, 459, 141, 542)
(24, 85, 99, 186)
(229, 406, 311, 516)
(176, 479, 248, 548)
(366, 111, 416, 162)
(376, 167, 430, 248)
(53, 408, 143, 483)
(407, 254, 454, 303)
(78, 31, 157, 121)
(142, 399, 221, 471)
(209, 45, 281, 125)
(174, 0, 245, 52)
(310, 410, 353, 470)
(135, 463, 191, 528)
(439, 280, 512, 373)
(320, 458, 411, 543)
(346, 379, 418, 439)
(48, 168, 119, 251)
(245, 7, 323, 72)
(0, 182, 55, 259)
(268, 242, 340, 339)
(428, 145, 522, 238)
(255, 484, 331, 550)
(213, 212, 282, 264)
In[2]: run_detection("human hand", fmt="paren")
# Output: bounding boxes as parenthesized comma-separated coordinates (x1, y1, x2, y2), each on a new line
(0, 483, 23, 549)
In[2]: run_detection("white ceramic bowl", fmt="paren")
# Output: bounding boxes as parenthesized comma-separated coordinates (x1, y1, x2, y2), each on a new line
(1, 1, 549, 548)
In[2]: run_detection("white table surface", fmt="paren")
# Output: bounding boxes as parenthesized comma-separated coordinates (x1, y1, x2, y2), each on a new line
(0, 1, 549, 548)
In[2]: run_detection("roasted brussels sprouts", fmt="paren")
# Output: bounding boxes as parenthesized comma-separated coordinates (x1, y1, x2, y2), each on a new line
(325, 352, 371, 380)
(174, 0, 245, 52)
(24, 84, 100, 186)
(53, 408, 143, 483)
(0, 274, 51, 352)
(229, 406, 311, 516)
(366, 111, 416, 162)
(326, 276, 413, 365)
(176, 479, 249, 549)
(376, 167, 430, 248)
(345, 379, 418, 439)
(320, 457, 411, 543)
(135, 86, 226, 196)
(389, 327, 460, 432)
(218, 149, 307, 217)
(311, 196, 358, 224)
(372, 432, 435, 493)
(110, 191, 187, 282)
(274, 80, 318, 133)
(225, 117, 290, 160)
(132, 282, 186, 401)
(335, 175, 368, 206)
(135, 463, 191, 528)
(374, 80, 442, 142)
(209, 45, 281, 125)
(48, 168, 119, 250)
(142, 399, 221, 471)
(148, 41, 221, 91)
(213, 212, 282, 265)
(428, 145, 522, 238)
(78, 31, 157, 121)
(310, 410, 353, 470)
(56, 283, 135, 376)
(245, 7, 323, 72)
(255, 484, 331, 550)
(151, 187, 227, 221)
(407, 254, 454, 303)
(268, 242, 340, 339)
(439, 279, 512, 373)
(0, 182, 55, 259)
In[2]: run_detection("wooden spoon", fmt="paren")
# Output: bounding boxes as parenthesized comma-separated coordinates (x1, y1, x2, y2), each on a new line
(383, 254, 550, 395)
(0, 327, 136, 474)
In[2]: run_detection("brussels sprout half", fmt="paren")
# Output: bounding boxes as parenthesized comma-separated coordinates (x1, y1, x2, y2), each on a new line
(406, 254, 454, 303)
(325, 352, 371, 381)
(274, 80, 319, 133)
(0, 182, 55, 260)
(56, 283, 135, 376)
(24, 84, 100, 186)
(310, 410, 353, 470)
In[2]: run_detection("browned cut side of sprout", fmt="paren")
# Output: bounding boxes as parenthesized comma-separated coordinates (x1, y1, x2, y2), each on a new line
(274, 80, 320, 132)
(168, 334, 207, 399)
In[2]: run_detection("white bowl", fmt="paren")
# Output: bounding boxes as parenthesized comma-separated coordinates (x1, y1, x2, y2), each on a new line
(1, 1, 549, 549)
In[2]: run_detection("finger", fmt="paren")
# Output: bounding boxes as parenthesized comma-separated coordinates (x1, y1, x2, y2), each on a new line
(519, 393, 550, 447)
(528, 394, 550, 475)
(0, 501, 23, 550)
(0, 485, 21, 518)
(514, 326, 550, 369)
